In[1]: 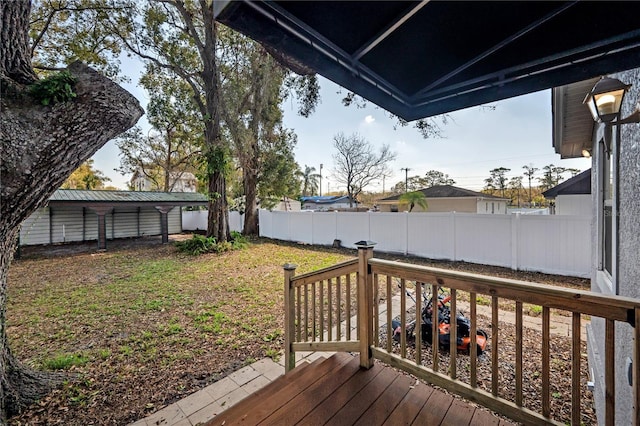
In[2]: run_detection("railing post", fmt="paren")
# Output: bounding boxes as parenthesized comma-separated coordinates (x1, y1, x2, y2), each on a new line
(283, 263, 297, 372)
(635, 306, 640, 426)
(356, 240, 376, 369)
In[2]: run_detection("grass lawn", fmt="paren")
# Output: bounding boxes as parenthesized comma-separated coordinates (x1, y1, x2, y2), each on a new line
(7, 237, 352, 425)
(6, 236, 588, 425)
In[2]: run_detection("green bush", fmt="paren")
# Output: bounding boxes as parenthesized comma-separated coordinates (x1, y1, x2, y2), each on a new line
(28, 71, 77, 106)
(175, 234, 217, 255)
(213, 241, 233, 253)
(231, 231, 249, 250)
(175, 232, 249, 255)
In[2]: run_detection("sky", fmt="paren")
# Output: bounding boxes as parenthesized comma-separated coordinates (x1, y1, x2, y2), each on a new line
(92, 65, 590, 192)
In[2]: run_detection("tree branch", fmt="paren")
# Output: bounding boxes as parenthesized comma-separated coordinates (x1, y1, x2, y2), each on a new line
(155, 0, 206, 56)
(1, 61, 143, 230)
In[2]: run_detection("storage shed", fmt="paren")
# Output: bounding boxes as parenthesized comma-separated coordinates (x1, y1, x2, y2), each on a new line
(19, 190, 208, 249)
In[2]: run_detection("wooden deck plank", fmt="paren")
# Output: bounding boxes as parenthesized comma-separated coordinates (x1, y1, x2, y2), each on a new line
(208, 355, 348, 425)
(413, 385, 454, 425)
(441, 398, 476, 425)
(208, 353, 517, 426)
(327, 367, 399, 424)
(297, 361, 385, 425)
(470, 407, 501, 425)
(382, 382, 435, 426)
(207, 360, 311, 424)
(353, 373, 414, 425)
(261, 354, 361, 425)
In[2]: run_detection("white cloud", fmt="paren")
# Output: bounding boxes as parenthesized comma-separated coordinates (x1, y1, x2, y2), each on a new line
(364, 115, 375, 124)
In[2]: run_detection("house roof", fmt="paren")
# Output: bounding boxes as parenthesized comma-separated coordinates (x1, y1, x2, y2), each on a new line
(552, 78, 599, 159)
(380, 185, 507, 201)
(48, 189, 208, 207)
(300, 195, 355, 205)
(216, 1, 640, 121)
(542, 168, 591, 199)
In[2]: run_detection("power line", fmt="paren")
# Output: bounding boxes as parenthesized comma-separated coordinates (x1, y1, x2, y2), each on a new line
(400, 167, 411, 192)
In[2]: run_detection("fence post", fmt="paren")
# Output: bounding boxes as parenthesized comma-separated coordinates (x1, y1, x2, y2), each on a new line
(283, 263, 297, 372)
(356, 240, 376, 369)
(451, 211, 457, 261)
(511, 213, 520, 271)
(404, 211, 409, 256)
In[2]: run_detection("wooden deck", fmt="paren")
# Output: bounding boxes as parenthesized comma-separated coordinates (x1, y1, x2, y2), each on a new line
(205, 352, 514, 425)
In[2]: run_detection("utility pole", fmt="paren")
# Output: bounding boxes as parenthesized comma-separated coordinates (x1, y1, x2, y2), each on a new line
(401, 167, 411, 192)
(319, 163, 323, 196)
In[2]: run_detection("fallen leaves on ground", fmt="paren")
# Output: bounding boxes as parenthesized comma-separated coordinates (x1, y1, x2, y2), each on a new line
(7, 236, 589, 425)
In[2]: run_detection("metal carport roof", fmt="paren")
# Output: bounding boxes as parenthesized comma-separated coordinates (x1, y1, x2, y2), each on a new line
(48, 189, 208, 208)
(215, 1, 640, 121)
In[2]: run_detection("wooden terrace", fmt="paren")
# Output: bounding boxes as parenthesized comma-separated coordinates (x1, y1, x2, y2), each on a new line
(207, 352, 513, 425)
(210, 242, 640, 425)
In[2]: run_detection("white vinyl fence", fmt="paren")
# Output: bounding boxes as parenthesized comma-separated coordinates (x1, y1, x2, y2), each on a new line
(259, 210, 591, 278)
(182, 210, 244, 233)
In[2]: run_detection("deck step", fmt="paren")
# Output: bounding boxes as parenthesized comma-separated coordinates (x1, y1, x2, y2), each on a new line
(207, 353, 355, 425)
(206, 352, 513, 426)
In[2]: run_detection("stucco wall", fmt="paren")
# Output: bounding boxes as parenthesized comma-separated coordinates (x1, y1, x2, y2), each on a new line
(613, 67, 640, 425)
(379, 198, 507, 213)
(588, 68, 640, 425)
(418, 198, 477, 212)
(475, 199, 507, 214)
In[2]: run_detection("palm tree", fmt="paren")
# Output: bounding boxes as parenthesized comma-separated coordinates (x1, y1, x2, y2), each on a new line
(301, 165, 320, 196)
(398, 191, 428, 212)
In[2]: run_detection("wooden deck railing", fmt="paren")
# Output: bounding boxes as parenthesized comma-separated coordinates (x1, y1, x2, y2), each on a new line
(283, 257, 360, 371)
(284, 244, 640, 425)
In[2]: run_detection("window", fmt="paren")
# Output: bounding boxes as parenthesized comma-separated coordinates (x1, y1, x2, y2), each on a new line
(603, 138, 614, 277)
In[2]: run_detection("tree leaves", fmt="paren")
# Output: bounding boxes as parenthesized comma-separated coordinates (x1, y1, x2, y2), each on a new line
(61, 159, 112, 190)
(29, 0, 134, 81)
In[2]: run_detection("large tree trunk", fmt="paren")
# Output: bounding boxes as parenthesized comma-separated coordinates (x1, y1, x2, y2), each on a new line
(202, 17, 230, 242)
(0, 0, 37, 84)
(1, 3, 143, 421)
(206, 170, 230, 241)
(242, 163, 259, 235)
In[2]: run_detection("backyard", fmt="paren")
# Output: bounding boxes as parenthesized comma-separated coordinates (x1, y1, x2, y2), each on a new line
(7, 236, 589, 425)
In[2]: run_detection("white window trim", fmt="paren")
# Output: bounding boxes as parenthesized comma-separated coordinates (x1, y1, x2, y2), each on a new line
(595, 124, 618, 294)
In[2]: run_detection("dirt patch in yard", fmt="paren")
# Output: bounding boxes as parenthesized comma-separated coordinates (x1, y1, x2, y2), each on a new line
(7, 236, 591, 425)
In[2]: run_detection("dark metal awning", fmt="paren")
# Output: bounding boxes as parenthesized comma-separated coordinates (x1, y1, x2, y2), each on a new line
(216, 1, 640, 121)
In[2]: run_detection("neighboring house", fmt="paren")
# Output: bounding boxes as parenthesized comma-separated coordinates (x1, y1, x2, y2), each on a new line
(553, 71, 640, 425)
(271, 197, 301, 211)
(131, 170, 198, 193)
(377, 185, 508, 214)
(300, 195, 357, 210)
(19, 189, 208, 250)
(542, 169, 591, 215)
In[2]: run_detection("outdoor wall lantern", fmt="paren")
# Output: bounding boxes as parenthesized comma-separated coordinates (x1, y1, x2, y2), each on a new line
(583, 76, 640, 154)
(583, 76, 630, 123)
(584, 76, 640, 125)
